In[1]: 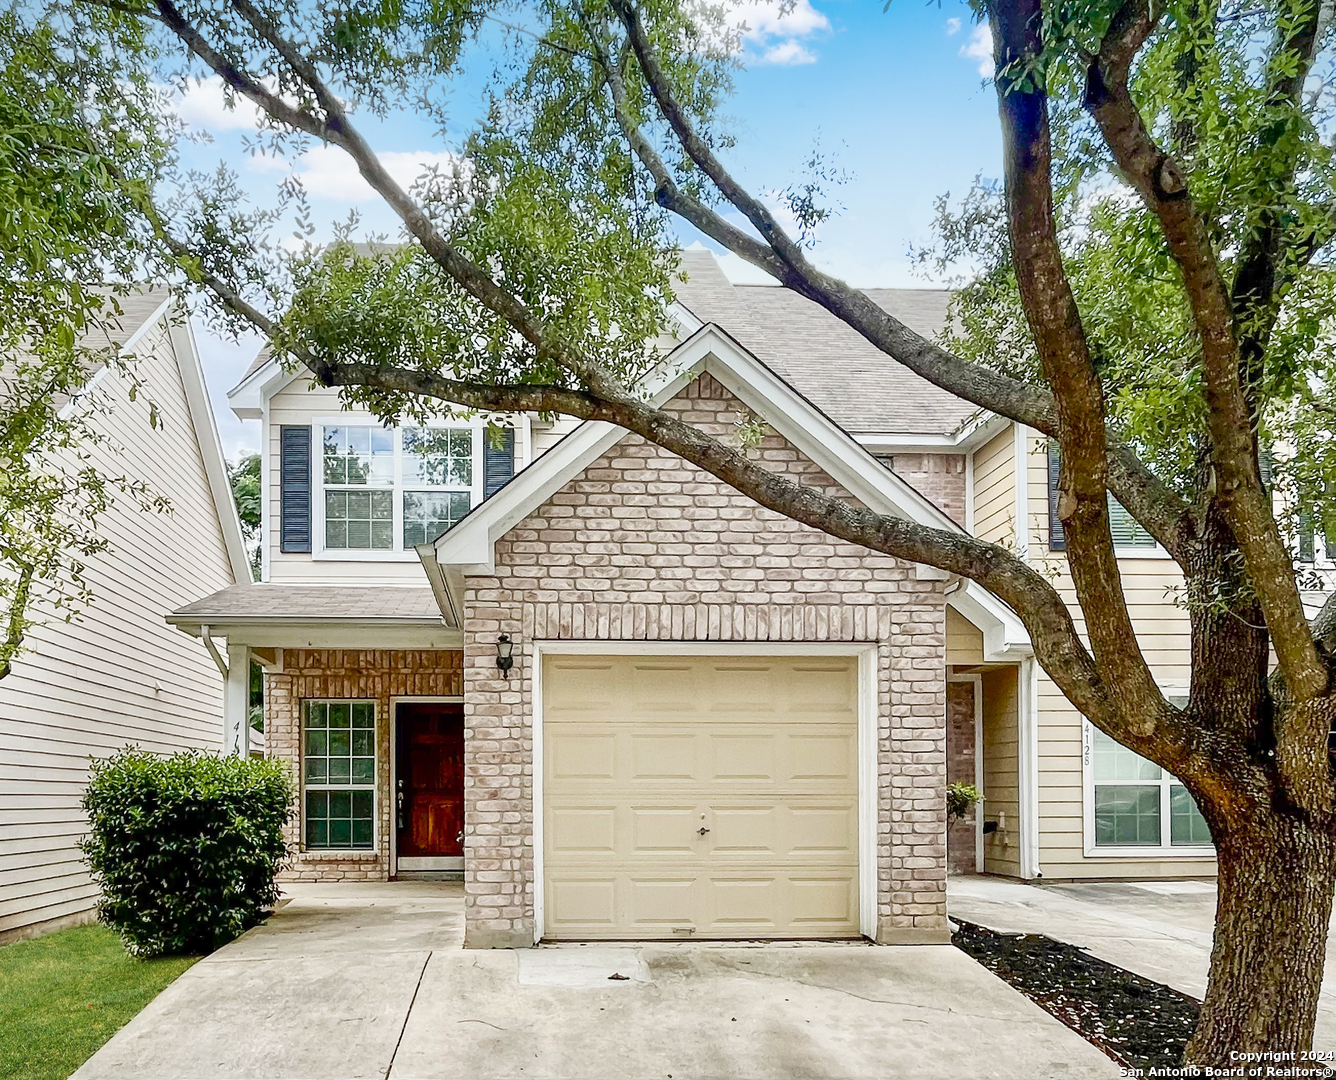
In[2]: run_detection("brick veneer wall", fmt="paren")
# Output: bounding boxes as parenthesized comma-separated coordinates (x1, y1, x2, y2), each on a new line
(462, 373, 951, 948)
(880, 453, 967, 528)
(265, 648, 463, 881)
(946, 679, 978, 875)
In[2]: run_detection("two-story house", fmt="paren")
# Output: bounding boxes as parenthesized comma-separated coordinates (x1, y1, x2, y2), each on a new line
(1, 293, 249, 943)
(170, 249, 1217, 950)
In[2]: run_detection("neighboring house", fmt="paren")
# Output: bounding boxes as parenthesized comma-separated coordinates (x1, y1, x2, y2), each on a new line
(170, 249, 1223, 951)
(0, 294, 250, 944)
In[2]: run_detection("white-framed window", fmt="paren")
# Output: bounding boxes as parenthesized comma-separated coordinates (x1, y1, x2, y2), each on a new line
(314, 420, 482, 559)
(304, 700, 376, 850)
(1082, 717, 1213, 856)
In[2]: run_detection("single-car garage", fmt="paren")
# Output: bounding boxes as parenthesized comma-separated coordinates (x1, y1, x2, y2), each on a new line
(537, 650, 868, 940)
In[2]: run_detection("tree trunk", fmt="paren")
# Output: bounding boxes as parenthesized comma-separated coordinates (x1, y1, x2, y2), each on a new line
(1187, 813, 1336, 1066)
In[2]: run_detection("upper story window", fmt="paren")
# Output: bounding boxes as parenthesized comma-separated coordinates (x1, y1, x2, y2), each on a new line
(1046, 441, 1156, 552)
(318, 423, 481, 556)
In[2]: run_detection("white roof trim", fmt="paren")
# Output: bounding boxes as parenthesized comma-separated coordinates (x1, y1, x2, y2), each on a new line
(421, 323, 983, 614)
(170, 316, 253, 584)
(855, 413, 1009, 455)
(946, 580, 1033, 660)
(226, 353, 304, 419)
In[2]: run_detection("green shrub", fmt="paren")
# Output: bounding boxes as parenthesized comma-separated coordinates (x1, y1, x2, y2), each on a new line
(946, 782, 983, 823)
(80, 749, 293, 957)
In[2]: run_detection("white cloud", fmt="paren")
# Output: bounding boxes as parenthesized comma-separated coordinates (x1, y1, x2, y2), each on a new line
(759, 39, 817, 65)
(960, 23, 993, 78)
(724, 0, 830, 67)
(945, 17, 962, 35)
(171, 76, 263, 132)
(283, 144, 466, 204)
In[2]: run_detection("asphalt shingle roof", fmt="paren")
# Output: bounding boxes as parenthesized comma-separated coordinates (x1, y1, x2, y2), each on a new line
(229, 249, 978, 437)
(673, 250, 977, 437)
(170, 585, 444, 624)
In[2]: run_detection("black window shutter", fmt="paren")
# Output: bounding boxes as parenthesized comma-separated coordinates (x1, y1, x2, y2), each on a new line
(483, 427, 515, 499)
(1047, 440, 1066, 552)
(280, 425, 312, 553)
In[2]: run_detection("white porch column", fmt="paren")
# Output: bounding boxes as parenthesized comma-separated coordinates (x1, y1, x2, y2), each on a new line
(224, 643, 251, 757)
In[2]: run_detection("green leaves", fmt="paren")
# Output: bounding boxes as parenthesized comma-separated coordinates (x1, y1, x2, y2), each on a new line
(80, 749, 294, 958)
(0, 0, 173, 677)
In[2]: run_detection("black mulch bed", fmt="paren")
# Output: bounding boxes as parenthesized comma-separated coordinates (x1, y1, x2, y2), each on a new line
(953, 919, 1199, 1071)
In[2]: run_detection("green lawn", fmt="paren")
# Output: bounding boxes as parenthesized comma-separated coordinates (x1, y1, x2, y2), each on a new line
(0, 923, 198, 1080)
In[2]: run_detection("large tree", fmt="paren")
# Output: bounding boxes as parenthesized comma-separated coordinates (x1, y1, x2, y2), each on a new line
(0, 0, 170, 677)
(56, 0, 1336, 1062)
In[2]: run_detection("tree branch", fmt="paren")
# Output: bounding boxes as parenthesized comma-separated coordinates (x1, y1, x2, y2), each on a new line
(1086, 0, 1329, 702)
(602, 1, 1193, 558)
(991, 0, 1167, 716)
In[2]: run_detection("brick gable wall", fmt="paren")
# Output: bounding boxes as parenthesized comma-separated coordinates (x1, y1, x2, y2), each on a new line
(462, 373, 951, 947)
(880, 453, 967, 528)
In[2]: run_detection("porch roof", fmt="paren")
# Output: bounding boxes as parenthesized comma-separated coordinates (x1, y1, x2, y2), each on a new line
(168, 585, 446, 632)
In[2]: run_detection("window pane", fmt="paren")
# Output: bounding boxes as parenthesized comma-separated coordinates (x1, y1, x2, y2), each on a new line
(1170, 785, 1213, 846)
(306, 703, 328, 728)
(328, 757, 351, 783)
(1108, 494, 1156, 547)
(352, 729, 373, 756)
(352, 703, 374, 728)
(306, 790, 327, 819)
(1094, 785, 1161, 846)
(404, 490, 472, 548)
(307, 819, 328, 847)
(404, 427, 472, 487)
(329, 818, 352, 847)
(352, 790, 374, 819)
(306, 758, 327, 783)
(352, 819, 373, 848)
(306, 730, 327, 757)
(325, 425, 393, 487)
(329, 704, 350, 729)
(326, 488, 393, 551)
(352, 757, 375, 785)
(1092, 728, 1160, 782)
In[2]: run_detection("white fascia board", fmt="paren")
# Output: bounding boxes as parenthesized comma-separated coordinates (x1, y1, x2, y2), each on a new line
(695, 336, 962, 535)
(170, 618, 461, 650)
(56, 295, 175, 423)
(854, 413, 1008, 456)
(169, 315, 253, 584)
(226, 355, 305, 419)
(421, 322, 973, 611)
(946, 580, 1033, 660)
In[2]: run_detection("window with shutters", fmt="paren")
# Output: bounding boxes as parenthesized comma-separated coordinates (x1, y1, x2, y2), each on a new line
(312, 419, 509, 558)
(1047, 441, 1158, 552)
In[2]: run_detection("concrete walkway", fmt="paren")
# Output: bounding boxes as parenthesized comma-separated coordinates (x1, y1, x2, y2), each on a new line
(75, 881, 1119, 1080)
(948, 875, 1336, 1051)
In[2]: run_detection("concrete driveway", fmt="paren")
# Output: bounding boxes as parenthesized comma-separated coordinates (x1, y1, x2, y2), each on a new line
(74, 881, 1118, 1080)
(948, 875, 1336, 1052)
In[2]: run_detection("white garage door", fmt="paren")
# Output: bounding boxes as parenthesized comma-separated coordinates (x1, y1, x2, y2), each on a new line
(541, 653, 862, 940)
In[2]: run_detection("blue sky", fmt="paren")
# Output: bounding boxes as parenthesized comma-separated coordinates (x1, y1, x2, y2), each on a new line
(184, 0, 1002, 459)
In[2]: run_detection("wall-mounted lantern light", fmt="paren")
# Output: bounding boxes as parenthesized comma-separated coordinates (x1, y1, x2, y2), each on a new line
(496, 633, 515, 678)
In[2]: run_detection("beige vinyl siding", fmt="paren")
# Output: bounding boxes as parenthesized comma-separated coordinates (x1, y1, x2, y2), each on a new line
(1022, 433, 1213, 879)
(529, 416, 582, 460)
(981, 666, 1021, 877)
(946, 608, 984, 666)
(0, 317, 237, 939)
(266, 382, 424, 584)
(972, 426, 1015, 546)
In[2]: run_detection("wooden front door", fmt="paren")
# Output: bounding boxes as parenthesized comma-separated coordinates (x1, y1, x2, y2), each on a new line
(395, 702, 464, 862)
